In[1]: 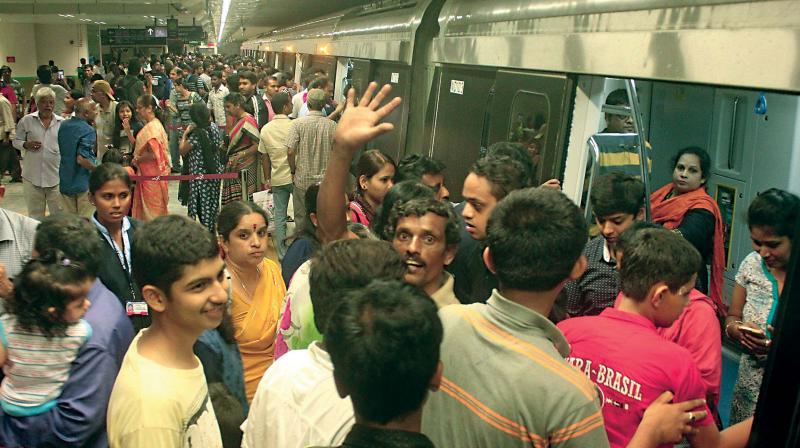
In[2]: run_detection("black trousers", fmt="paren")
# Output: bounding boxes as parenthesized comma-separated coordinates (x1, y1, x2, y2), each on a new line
(0, 141, 21, 181)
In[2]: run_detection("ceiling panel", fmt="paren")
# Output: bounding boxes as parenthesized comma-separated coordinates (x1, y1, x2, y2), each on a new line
(0, 0, 374, 48)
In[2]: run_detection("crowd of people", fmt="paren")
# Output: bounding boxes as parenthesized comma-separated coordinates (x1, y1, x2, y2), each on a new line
(0, 53, 793, 447)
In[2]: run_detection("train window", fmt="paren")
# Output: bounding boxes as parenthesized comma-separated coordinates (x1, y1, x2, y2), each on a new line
(507, 91, 550, 185)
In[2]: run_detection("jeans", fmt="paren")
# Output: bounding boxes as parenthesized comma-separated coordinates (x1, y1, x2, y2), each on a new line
(271, 183, 292, 260)
(169, 128, 182, 171)
(292, 184, 307, 237)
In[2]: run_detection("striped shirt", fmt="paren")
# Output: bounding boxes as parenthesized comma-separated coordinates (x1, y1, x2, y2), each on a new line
(422, 290, 609, 448)
(0, 314, 91, 416)
(285, 111, 336, 191)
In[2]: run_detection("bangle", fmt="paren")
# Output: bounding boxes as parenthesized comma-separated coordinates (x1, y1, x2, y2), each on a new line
(725, 320, 743, 338)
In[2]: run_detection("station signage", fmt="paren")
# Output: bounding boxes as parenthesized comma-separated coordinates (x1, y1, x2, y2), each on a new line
(102, 26, 206, 45)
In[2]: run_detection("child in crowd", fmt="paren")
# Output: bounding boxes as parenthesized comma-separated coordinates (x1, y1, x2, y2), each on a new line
(0, 250, 93, 417)
(112, 100, 143, 158)
(559, 226, 750, 448)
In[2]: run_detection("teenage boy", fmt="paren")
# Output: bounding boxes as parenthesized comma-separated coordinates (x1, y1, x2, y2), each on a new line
(324, 279, 443, 448)
(242, 239, 407, 448)
(422, 187, 609, 446)
(613, 222, 723, 418)
(446, 155, 528, 303)
(107, 216, 225, 447)
(563, 172, 645, 316)
(558, 227, 744, 448)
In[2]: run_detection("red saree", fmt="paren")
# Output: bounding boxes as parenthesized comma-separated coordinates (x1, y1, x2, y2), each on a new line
(650, 183, 726, 315)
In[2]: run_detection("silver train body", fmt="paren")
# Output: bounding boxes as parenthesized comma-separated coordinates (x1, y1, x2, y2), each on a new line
(242, 0, 800, 294)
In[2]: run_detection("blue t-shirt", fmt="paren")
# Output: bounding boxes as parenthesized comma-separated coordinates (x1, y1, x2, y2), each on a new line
(57, 117, 96, 195)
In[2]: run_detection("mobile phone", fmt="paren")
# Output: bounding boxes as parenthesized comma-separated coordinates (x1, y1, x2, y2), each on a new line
(57, 70, 64, 80)
(739, 325, 766, 338)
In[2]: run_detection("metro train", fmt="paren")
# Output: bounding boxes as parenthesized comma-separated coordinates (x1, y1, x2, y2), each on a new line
(241, 0, 800, 300)
(239, 0, 800, 438)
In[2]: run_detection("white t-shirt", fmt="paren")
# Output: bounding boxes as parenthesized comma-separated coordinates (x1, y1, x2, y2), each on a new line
(107, 330, 223, 447)
(240, 341, 354, 448)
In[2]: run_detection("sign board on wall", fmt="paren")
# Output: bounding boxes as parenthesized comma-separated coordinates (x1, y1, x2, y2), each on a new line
(5, 57, 15, 63)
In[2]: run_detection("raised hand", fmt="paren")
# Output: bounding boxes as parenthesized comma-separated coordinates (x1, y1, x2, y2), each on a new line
(333, 82, 402, 153)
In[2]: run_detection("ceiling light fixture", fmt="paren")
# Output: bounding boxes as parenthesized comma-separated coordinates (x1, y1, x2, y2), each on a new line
(217, 0, 232, 42)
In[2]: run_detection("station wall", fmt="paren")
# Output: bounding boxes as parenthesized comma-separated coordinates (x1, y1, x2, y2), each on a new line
(0, 24, 90, 78)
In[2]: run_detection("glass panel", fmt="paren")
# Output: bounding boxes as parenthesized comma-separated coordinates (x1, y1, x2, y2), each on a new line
(507, 91, 550, 185)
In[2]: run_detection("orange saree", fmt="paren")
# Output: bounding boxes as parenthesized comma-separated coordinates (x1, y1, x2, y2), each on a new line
(651, 183, 726, 315)
(230, 259, 286, 401)
(132, 119, 171, 220)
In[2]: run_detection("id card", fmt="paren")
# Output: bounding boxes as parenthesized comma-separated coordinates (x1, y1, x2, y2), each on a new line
(152, 78, 159, 85)
(126, 301, 149, 316)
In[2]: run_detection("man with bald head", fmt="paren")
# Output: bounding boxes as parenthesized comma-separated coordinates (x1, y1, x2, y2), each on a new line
(57, 97, 97, 216)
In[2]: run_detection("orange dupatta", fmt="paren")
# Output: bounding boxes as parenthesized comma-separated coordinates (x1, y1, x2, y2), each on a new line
(132, 119, 171, 220)
(230, 259, 286, 401)
(650, 183, 726, 315)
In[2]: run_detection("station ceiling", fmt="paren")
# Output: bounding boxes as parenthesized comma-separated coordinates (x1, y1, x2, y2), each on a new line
(0, 0, 372, 43)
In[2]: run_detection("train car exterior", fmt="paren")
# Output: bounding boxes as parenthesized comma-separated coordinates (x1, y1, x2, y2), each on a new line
(243, 0, 800, 297)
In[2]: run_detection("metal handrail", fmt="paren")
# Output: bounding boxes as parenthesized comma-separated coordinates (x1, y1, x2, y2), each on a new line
(625, 79, 652, 222)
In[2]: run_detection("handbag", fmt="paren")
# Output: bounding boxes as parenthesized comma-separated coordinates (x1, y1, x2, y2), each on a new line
(252, 189, 275, 233)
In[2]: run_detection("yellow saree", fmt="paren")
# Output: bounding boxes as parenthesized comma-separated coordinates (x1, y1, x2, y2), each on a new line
(230, 258, 286, 401)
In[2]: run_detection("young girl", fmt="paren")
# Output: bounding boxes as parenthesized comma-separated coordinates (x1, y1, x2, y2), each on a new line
(111, 100, 143, 160)
(0, 250, 93, 416)
(349, 150, 396, 227)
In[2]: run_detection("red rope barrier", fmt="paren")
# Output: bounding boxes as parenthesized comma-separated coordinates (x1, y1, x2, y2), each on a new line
(130, 173, 239, 182)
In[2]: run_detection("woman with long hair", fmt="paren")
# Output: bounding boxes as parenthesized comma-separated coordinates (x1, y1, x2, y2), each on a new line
(180, 103, 224, 231)
(217, 201, 285, 402)
(131, 94, 170, 220)
(348, 149, 395, 227)
(221, 93, 260, 205)
(728, 189, 800, 423)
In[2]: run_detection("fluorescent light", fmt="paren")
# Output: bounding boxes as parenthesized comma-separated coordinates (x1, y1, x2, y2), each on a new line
(217, 0, 232, 42)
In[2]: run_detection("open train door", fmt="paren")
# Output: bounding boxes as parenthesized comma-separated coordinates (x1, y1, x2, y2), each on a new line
(487, 70, 574, 186)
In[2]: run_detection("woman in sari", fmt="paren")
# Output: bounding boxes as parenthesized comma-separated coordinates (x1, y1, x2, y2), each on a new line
(650, 146, 725, 313)
(217, 200, 285, 402)
(222, 93, 260, 206)
(132, 95, 171, 220)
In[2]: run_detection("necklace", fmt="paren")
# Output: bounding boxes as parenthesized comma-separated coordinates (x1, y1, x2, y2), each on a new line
(231, 265, 261, 298)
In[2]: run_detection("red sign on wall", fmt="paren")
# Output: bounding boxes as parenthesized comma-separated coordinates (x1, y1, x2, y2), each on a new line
(5, 57, 15, 63)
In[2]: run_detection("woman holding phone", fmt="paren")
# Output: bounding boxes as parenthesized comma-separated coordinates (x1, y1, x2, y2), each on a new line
(727, 188, 800, 423)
